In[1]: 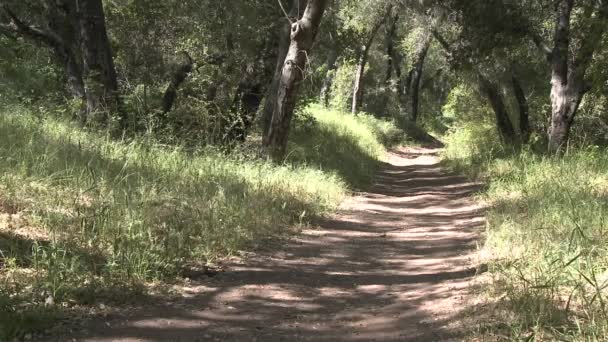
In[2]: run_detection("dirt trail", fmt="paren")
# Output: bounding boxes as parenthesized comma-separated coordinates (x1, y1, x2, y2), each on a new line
(71, 147, 485, 342)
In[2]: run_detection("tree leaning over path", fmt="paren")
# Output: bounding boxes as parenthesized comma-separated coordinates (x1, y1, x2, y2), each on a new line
(265, 0, 328, 161)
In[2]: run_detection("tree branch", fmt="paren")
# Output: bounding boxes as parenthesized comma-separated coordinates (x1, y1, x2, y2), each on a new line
(1, 5, 66, 51)
(527, 29, 553, 61)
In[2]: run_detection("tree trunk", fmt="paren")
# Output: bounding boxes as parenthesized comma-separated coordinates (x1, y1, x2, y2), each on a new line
(225, 40, 277, 144)
(319, 48, 338, 107)
(261, 0, 307, 141)
(351, 20, 383, 114)
(265, 0, 328, 161)
(384, 12, 400, 84)
(77, 0, 121, 125)
(479, 75, 517, 143)
(409, 30, 432, 122)
(511, 72, 530, 143)
(162, 52, 194, 113)
(528, 0, 607, 152)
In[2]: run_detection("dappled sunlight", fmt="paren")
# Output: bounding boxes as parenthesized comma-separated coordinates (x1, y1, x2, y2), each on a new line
(70, 146, 484, 341)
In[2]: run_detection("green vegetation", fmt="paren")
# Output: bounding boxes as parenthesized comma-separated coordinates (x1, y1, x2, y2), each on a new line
(0, 103, 404, 339)
(2, 0, 608, 340)
(443, 126, 608, 340)
(290, 104, 405, 188)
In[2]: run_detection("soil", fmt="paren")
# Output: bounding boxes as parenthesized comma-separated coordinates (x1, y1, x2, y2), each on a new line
(64, 147, 485, 342)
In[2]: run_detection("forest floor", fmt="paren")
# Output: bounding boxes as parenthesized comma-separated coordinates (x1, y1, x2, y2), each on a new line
(63, 146, 486, 341)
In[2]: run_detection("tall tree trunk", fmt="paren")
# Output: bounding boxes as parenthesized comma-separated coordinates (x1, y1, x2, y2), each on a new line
(351, 20, 383, 114)
(265, 0, 328, 161)
(384, 11, 400, 84)
(319, 48, 338, 107)
(511, 71, 530, 143)
(479, 75, 517, 142)
(409, 30, 432, 122)
(262, 0, 307, 142)
(77, 0, 121, 125)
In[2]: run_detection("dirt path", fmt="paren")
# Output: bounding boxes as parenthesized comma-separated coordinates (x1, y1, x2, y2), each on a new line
(70, 147, 485, 342)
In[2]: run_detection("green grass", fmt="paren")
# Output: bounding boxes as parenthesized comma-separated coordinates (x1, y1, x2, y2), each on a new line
(289, 104, 406, 188)
(442, 125, 608, 341)
(0, 102, 405, 339)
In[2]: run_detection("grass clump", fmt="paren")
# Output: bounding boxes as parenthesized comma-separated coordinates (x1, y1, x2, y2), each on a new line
(442, 126, 608, 340)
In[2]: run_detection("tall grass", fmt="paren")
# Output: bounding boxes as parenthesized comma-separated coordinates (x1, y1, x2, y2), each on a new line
(442, 125, 608, 340)
(289, 104, 405, 188)
(0, 103, 404, 339)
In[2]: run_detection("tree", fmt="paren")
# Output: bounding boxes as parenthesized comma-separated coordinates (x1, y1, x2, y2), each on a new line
(265, 0, 328, 160)
(407, 28, 432, 122)
(77, 0, 121, 125)
(351, 14, 386, 114)
(527, 0, 608, 151)
(1, 1, 85, 103)
(261, 0, 307, 141)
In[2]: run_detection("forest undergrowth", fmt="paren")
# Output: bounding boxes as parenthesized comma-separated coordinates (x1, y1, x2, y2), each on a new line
(442, 124, 608, 341)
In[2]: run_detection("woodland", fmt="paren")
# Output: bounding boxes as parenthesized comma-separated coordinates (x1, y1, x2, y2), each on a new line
(0, 0, 607, 340)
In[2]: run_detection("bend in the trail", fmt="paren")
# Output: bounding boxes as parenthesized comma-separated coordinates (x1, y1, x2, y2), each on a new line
(69, 147, 485, 342)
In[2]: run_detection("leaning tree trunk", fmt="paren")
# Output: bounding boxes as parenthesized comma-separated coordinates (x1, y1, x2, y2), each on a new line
(511, 72, 530, 143)
(265, 0, 328, 161)
(409, 30, 432, 122)
(351, 20, 383, 114)
(479, 75, 517, 143)
(77, 0, 121, 125)
(261, 0, 307, 142)
(319, 48, 338, 107)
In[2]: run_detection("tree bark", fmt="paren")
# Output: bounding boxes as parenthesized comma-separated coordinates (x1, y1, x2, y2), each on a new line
(351, 19, 383, 114)
(409, 30, 432, 122)
(77, 0, 121, 125)
(265, 0, 328, 161)
(319, 48, 338, 107)
(511, 71, 530, 143)
(478, 75, 517, 143)
(384, 11, 400, 84)
(261, 0, 307, 142)
(528, 0, 608, 152)
(162, 52, 194, 113)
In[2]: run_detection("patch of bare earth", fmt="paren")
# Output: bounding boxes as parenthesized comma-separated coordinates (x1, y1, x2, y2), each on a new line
(65, 147, 486, 342)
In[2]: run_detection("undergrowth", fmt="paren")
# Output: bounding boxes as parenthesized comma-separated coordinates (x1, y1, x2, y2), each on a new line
(442, 124, 608, 341)
(0, 103, 405, 339)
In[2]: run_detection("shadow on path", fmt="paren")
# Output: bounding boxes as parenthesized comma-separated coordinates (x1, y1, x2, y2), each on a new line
(70, 147, 485, 342)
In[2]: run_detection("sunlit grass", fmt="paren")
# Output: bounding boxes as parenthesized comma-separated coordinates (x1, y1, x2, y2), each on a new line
(443, 126, 608, 340)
